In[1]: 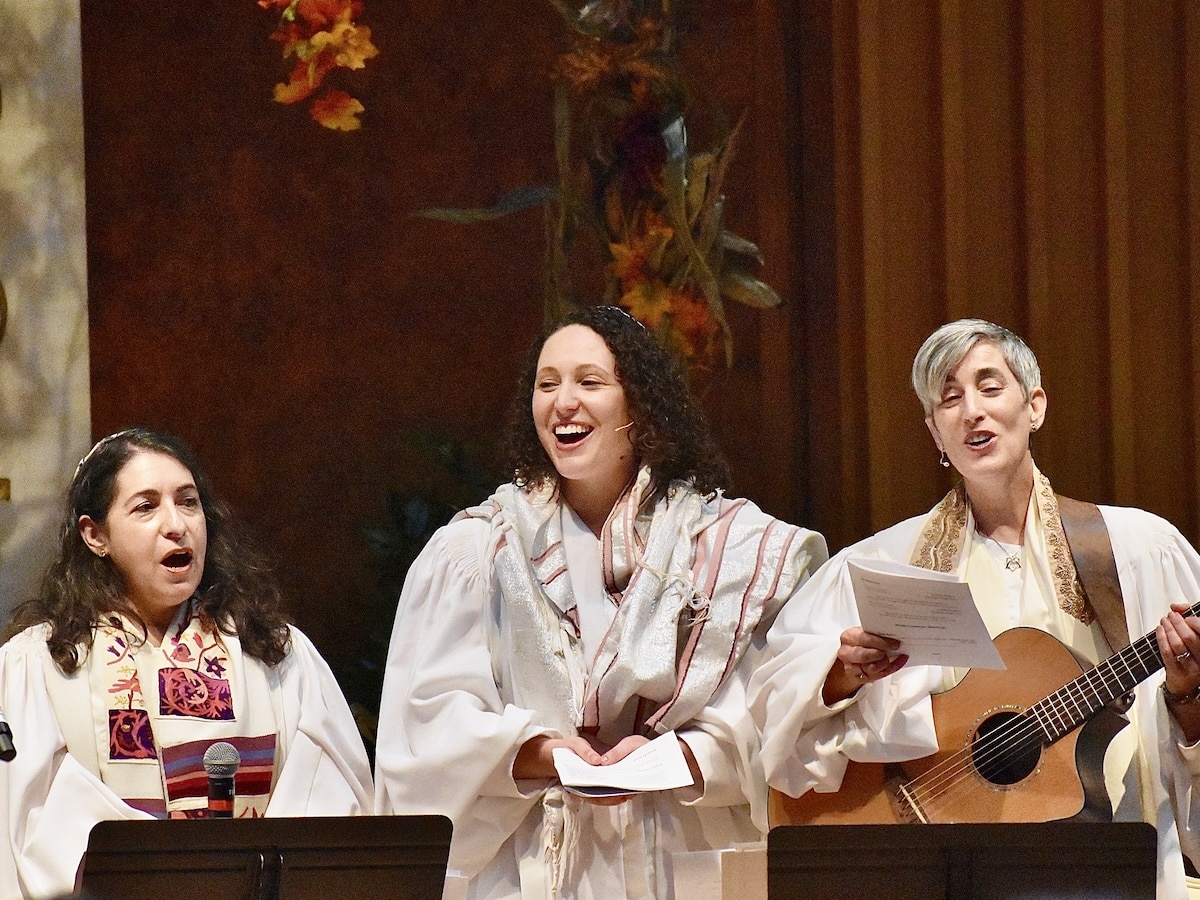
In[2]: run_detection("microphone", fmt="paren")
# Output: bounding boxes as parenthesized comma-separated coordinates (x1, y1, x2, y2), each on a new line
(0, 706, 14, 762)
(615, 422, 634, 432)
(202, 741, 240, 817)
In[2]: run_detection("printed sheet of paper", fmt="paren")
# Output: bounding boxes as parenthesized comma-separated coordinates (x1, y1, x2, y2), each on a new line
(552, 730, 695, 798)
(848, 558, 1005, 669)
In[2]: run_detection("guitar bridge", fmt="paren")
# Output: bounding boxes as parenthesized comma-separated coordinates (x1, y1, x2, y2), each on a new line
(888, 775, 928, 824)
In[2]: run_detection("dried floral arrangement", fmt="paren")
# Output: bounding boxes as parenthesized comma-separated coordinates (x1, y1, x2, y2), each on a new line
(423, 0, 781, 384)
(257, 0, 379, 131)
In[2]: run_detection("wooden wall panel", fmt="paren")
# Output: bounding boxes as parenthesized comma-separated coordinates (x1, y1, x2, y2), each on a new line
(941, 0, 1025, 323)
(682, 0, 805, 521)
(1025, 3, 1112, 505)
(859, 0, 951, 533)
(1118, 1, 1192, 532)
(1190, 0, 1200, 534)
(798, 0, 869, 551)
(82, 3, 561, 663)
(750, 0, 803, 519)
(1102, 0, 1137, 511)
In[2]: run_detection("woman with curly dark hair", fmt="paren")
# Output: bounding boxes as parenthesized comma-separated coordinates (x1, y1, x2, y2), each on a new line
(504, 304, 732, 499)
(0, 428, 372, 899)
(375, 306, 827, 899)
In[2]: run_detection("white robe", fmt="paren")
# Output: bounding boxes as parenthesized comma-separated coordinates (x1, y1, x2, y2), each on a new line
(374, 489, 826, 900)
(750, 504, 1200, 899)
(0, 621, 374, 899)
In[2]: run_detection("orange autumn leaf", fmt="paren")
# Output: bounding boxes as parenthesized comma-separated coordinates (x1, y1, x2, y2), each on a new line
(295, 0, 358, 28)
(608, 215, 673, 284)
(555, 48, 615, 94)
(608, 241, 648, 285)
(619, 279, 673, 331)
(270, 23, 311, 60)
(274, 68, 315, 105)
(309, 8, 379, 70)
(669, 289, 719, 358)
(273, 54, 336, 104)
(310, 89, 365, 131)
(260, 0, 377, 128)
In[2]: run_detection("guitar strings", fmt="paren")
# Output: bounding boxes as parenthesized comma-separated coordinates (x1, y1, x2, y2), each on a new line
(894, 634, 1165, 821)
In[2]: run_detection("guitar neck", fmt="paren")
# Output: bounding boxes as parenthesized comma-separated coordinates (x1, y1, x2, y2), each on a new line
(1031, 601, 1200, 743)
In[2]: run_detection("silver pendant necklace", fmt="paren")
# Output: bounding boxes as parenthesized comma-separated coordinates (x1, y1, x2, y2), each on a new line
(981, 532, 1021, 571)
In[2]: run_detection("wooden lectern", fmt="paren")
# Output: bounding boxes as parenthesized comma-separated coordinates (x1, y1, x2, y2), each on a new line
(80, 815, 453, 900)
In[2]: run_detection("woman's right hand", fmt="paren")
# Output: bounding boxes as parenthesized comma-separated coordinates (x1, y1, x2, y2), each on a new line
(821, 626, 908, 705)
(512, 734, 604, 780)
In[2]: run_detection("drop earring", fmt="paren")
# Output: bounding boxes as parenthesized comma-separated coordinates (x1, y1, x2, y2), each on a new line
(939, 450, 950, 468)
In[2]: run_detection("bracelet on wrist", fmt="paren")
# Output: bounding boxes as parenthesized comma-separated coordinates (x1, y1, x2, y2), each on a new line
(1161, 681, 1200, 704)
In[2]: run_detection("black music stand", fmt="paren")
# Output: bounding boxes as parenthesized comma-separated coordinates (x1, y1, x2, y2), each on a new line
(768, 822, 1157, 899)
(80, 815, 452, 900)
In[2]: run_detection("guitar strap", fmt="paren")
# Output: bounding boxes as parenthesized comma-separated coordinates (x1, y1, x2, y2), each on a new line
(1057, 495, 1129, 651)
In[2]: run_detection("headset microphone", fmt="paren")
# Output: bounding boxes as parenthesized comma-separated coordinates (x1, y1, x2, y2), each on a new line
(615, 422, 634, 432)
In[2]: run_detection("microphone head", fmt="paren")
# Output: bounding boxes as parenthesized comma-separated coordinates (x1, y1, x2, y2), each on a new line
(202, 741, 241, 778)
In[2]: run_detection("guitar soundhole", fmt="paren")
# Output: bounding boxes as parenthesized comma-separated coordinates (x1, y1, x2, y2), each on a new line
(971, 710, 1042, 786)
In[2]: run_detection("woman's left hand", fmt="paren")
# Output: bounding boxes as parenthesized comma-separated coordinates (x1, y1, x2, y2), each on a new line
(573, 736, 651, 807)
(578, 735, 704, 807)
(598, 735, 649, 765)
(1157, 602, 1200, 697)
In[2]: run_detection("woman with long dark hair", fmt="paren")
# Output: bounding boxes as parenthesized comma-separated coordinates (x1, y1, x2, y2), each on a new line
(0, 428, 372, 898)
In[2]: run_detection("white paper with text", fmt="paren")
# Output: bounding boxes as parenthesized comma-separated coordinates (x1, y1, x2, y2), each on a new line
(848, 558, 1005, 669)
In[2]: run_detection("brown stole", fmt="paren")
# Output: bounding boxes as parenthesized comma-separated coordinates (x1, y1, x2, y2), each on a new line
(1057, 495, 1129, 652)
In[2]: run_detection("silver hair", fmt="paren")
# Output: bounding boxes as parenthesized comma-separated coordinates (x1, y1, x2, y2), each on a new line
(911, 319, 1042, 415)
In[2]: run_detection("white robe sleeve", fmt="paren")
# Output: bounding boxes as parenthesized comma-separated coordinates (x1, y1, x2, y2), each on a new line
(676, 632, 792, 833)
(1101, 506, 1200, 894)
(263, 625, 374, 817)
(679, 528, 830, 829)
(749, 520, 940, 798)
(0, 629, 152, 900)
(373, 518, 548, 878)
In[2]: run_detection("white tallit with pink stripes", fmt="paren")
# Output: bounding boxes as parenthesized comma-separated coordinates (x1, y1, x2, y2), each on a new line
(464, 466, 816, 739)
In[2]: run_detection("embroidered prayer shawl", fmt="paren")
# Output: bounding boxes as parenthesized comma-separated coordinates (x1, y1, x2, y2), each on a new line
(46, 598, 281, 818)
(909, 465, 1093, 624)
(460, 467, 811, 739)
(454, 469, 814, 898)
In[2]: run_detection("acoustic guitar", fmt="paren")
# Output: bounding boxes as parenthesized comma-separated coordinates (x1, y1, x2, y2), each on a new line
(769, 620, 1185, 827)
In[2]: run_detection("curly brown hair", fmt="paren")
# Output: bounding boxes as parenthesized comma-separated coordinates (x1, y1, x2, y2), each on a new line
(503, 305, 731, 497)
(4, 428, 291, 674)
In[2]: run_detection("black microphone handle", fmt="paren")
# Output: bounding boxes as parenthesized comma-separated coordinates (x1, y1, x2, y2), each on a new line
(0, 706, 15, 762)
(208, 774, 235, 817)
